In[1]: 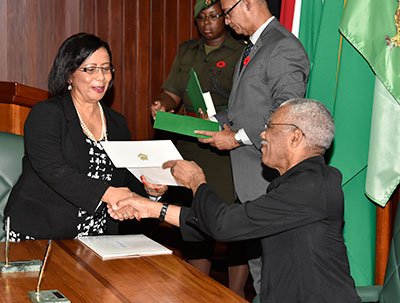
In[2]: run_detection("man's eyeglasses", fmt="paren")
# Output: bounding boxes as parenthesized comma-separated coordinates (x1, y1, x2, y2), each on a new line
(265, 123, 306, 136)
(195, 14, 224, 22)
(77, 66, 115, 75)
(223, 0, 242, 18)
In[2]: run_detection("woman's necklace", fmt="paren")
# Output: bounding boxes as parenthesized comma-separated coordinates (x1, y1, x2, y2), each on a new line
(75, 102, 108, 148)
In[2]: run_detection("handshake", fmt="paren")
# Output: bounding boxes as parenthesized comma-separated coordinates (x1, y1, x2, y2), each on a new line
(107, 191, 161, 221)
(105, 160, 207, 222)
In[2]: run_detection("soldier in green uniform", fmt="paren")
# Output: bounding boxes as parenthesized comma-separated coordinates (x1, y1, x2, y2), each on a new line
(151, 0, 249, 298)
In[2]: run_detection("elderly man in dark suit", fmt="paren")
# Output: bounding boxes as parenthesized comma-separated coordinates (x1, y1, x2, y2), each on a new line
(194, 0, 310, 292)
(109, 99, 361, 303)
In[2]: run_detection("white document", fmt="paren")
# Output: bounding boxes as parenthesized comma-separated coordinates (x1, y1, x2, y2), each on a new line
(101, 140, 183, 186)
(78, 234, 172, 260)
(203, 92, 216, 117)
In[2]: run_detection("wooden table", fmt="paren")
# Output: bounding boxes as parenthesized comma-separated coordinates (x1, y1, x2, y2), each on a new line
(0, 239, 247, 303)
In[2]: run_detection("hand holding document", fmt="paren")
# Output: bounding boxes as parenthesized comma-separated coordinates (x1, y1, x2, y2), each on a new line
(141, 175, 168, 197)
(153, 69, 219, 139)
(187, 68, 217, 117)
(195, 124, 239, 151)
(101, 140, 183, 186)
(162, 160, 206, 193)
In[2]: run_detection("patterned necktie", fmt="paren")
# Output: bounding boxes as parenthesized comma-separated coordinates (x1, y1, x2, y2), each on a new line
(240, 40, 254, 71)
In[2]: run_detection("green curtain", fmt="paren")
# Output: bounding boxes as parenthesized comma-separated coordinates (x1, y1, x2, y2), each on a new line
(298, 0, 376, 286)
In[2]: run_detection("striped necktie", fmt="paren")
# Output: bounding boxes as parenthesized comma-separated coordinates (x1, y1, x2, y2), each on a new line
(240, 40, 254, 71)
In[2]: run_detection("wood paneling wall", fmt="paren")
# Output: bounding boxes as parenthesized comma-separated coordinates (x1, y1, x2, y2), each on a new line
(0, 0, 199, 140)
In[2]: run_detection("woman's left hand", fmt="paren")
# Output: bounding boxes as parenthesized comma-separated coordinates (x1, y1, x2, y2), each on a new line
(140, 176, 168, 197)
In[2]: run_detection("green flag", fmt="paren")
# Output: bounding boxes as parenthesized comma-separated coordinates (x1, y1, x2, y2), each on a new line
(339, 0, 400, 206)
(365, 79, 400, 205)
(298, 0, 376, 285)
(297, 0, 323, 73)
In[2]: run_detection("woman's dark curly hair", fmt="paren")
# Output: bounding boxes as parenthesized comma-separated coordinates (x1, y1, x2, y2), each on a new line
(48, 33, 114, 97)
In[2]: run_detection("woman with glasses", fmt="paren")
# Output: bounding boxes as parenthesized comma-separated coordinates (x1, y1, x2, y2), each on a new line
(4, 33, 166, 241)
(150, 0, 249, 298)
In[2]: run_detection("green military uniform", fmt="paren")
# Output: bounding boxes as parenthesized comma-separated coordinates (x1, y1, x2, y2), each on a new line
(158, 0, 246, 262)
(162, 32, 244, 204)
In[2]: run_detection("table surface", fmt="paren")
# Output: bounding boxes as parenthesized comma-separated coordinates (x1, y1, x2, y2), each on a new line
(0, 239, 248, 303)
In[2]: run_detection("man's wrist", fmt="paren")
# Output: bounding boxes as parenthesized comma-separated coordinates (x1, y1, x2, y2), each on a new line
(191, 181, 207, 196)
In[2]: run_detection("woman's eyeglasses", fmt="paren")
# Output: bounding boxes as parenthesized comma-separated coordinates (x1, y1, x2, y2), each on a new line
(77, 66, 115, 75)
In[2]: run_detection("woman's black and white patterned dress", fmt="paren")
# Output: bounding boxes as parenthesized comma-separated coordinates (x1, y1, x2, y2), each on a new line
(75, 138, 113, 238)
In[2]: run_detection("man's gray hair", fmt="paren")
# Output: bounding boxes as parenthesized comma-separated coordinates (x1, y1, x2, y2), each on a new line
(280, 98, 335, 151)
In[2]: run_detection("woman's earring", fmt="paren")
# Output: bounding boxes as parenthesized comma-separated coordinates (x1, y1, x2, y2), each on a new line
(68, 84, 72, 91)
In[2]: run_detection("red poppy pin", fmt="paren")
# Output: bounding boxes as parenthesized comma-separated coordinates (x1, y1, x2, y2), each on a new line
(216, 61, 226, 68)
(243, 56, 251, 66)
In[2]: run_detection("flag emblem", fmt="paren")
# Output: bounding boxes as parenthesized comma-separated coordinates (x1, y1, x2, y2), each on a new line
(137, 153, 148, 161)
(385, 1, 400, 49)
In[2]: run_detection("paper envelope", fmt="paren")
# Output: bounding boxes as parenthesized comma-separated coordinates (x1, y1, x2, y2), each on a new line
(101, 140, 183, 186)
(203, 92, 216, 117)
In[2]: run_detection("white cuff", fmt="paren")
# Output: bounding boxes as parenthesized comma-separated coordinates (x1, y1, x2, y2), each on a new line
(236, 128, 252, 145)
(149, 195, 162, 202)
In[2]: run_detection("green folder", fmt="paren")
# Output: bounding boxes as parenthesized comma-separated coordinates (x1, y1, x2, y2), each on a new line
(154, 111, 219, 139)
(186, 68, 207, 116)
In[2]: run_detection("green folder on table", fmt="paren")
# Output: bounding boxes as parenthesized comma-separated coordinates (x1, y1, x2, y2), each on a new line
(187, 68, 207, 116)
(154, 111, 219, 139)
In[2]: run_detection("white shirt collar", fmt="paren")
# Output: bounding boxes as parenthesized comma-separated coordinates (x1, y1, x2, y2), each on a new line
(250, 16, 275, 45)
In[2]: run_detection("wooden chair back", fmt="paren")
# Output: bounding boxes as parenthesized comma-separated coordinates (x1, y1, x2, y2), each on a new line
(0, 82, 49, 135)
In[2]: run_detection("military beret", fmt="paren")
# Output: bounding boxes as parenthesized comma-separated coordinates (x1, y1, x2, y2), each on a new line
(194, 0, 220, 18)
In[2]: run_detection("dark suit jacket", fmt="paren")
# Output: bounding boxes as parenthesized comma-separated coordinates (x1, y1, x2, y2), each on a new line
(5, 93, 146, 239)
(179, 156, 360, 303)
(216, 18, 310, 202)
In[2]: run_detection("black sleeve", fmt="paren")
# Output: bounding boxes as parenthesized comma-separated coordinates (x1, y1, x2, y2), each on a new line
(185, 168, 327, 242)
(179, 207, 210, 242)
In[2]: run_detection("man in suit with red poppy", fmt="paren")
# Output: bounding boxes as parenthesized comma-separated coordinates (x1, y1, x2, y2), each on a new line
(194, 0, 310, 293)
